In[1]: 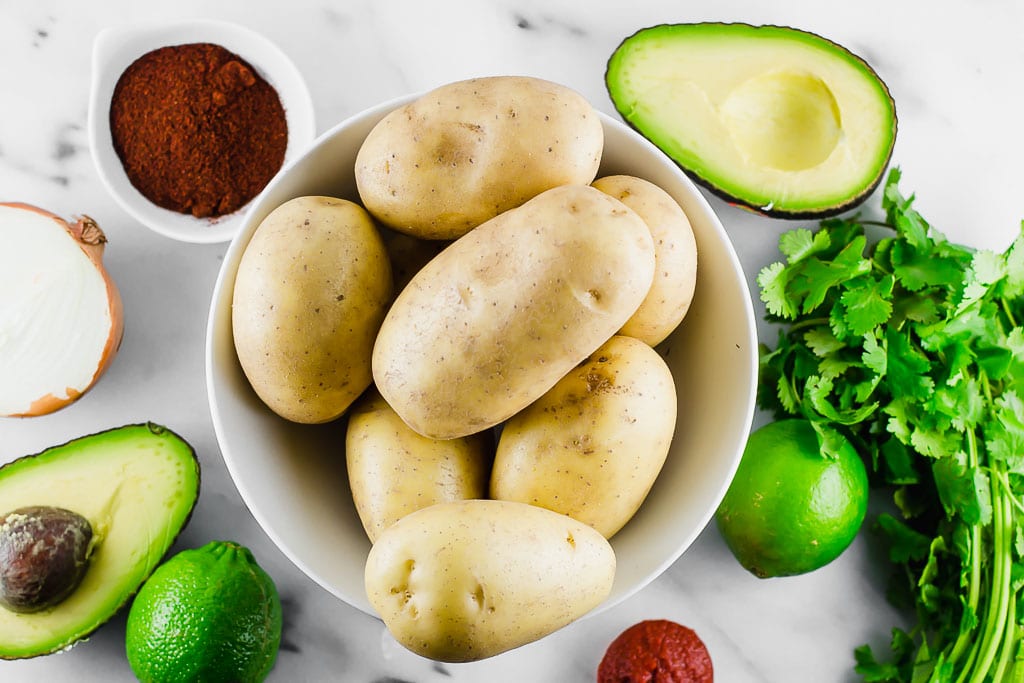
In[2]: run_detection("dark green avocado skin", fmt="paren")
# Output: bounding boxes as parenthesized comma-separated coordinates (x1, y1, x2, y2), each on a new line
(605, 22, 898, 220)
(0, 423, 201, 660)
(694, 159, 893, 221)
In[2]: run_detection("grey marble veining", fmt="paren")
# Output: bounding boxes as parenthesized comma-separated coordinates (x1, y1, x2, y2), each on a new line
(1, 1, 1022, 681)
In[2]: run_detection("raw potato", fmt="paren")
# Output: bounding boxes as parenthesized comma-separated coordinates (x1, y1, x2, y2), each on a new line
(381, 229, 449, 294)
(372, 184, 656, 440)
(364, 499, 616, 662)
(355, 75, 604, 240)
(491, 335, 677, 538)
(346, 387, 492, 542)
(592, 175, 698, 346)
(232, 196, 393, 423)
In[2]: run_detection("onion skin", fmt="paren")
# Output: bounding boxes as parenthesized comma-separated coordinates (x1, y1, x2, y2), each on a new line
(1, 203, 124, 418)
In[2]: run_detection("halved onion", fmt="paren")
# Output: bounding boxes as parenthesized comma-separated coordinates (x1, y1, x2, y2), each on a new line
(0, 203, 124, 417)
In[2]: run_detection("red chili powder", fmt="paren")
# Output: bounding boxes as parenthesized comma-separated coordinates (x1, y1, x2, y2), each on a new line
(109, 42, 288, 219)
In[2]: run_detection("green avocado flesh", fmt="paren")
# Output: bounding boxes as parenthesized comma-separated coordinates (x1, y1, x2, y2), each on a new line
(606, 23, 897, 217)
(0, 423, 200, 659)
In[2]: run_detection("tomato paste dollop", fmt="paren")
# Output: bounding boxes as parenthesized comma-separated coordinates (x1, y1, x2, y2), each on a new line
(597, 619, 713, 683)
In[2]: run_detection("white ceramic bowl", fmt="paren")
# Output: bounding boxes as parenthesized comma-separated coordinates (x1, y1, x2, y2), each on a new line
(88, 20, 316, 244)
(206, 94, 758, 620)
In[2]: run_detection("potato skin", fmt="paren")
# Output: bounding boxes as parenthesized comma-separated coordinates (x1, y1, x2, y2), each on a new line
(491, 335, 677, 538)
(364, 499, 615, 662)
(355, 76, 604, 240)
(372, 184, 656, 440)
(592, 175, 698, 346)
(345, 387, 492, 542)
(381, 229, 449, 295)
(232, 196, 393, 423)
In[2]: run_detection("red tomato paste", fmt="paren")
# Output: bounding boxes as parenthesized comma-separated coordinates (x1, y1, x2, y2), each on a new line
(597, 619, 713, 682)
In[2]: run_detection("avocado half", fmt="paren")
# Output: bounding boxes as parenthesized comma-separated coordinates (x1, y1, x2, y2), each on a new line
(0, 423, 200, 659)
(606, 23, 897, 218)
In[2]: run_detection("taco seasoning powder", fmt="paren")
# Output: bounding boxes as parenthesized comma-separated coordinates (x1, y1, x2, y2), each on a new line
(109, 42, 288, 219)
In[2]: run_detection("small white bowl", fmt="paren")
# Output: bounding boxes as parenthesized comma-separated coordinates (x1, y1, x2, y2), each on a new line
(206, 94, 758, 620)
(88, 20, 316, 244)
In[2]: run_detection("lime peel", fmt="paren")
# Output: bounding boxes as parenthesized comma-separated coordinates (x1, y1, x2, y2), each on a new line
(125, 540, 282, 683)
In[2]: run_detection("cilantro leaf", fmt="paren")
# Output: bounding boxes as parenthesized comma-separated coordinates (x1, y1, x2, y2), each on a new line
(932, 453, 992, 525)
(862, 333, 887, 376)
(876, 512, 930, 563)
(810, 420, 851, 460)
(889, 240, 964, 292)
(789, 236, 872, 313)
(818, 356, 855, 381)
(882, 169, 930, 249)
(957, 249, 1007, 313)
(910, 425, 960, 459)
(932, 378, 985, 433)
(758, 261, 796, 318)
(918, 536, 947, 611)
(775, 375, 799, 414)
(804, 327, 845, 356)
(779, 227, 831, 263)
(892, 292, 941, 327)
(884, 396, 914, 445)
(841, 274, 895, 335)
(995, 226, 1024, 300)
(854, 644, 903, 682)
(852, 335, 886, 403)
(985, 391, 1024, 473)
(1006, 327, 1024, 385)
(885, 328, 935, 400)
(806, 374, 878, 425)
(879, 437, 920, 485)
(756, 168, 1024, 683)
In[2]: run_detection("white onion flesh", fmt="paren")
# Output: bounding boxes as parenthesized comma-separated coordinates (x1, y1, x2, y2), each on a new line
(0, 204, 123, 417)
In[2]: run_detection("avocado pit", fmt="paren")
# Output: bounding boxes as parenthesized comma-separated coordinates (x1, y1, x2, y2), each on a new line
(0, 506, 94, 613)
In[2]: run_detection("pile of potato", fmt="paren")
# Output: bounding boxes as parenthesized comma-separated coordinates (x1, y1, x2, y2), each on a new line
(231, 76, 698, 662)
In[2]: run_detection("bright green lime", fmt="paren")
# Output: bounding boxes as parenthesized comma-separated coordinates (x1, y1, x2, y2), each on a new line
(715, 419, 868, 578)
(125, 540, 282, 683)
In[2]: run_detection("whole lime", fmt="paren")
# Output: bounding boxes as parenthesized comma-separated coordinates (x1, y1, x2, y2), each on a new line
(715, 419, 868, 578)
(125, 540, 282, 683)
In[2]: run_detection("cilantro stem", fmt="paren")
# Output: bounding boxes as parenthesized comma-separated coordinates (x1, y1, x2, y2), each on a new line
(858, 220, 895, 230)
(785, 317, 831, 333)
(965, 460, 1011, 682)
(959, 628, 983, 682)
(992, 591, 1017, 682)
(949, 429, 984, 671)
(1002, 297, 1019, 329)
(995, 469, 1024, 517)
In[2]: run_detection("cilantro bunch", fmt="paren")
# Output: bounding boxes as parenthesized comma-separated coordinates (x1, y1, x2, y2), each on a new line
(757, 168, 1024, 682)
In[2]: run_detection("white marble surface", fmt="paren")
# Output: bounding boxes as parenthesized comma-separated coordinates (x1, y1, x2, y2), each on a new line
(1, 1, 1021, 681)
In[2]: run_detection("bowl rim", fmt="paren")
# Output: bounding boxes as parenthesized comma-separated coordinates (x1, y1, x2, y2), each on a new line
(87, 18, 316, 244)
(206, 90, 758, 620)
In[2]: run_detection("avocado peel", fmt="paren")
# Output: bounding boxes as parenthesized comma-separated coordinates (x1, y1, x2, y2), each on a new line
(0, 423, 200, 659)
(605, 22, 897, 218)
